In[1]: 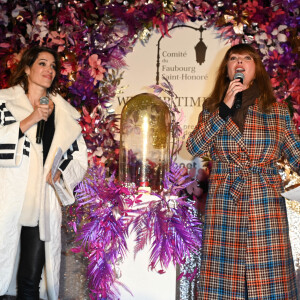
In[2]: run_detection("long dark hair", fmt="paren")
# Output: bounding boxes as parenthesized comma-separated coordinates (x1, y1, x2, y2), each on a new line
(204, 44, 276, 113)
(9, 46, 61, 95)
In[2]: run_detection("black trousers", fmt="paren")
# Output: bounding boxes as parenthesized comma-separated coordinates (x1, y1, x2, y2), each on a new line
(17, 226, 45, 300)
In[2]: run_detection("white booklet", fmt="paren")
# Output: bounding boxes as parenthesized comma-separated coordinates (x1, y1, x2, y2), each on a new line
(281, 185, 300, 202)
(51, 148, 73, 206)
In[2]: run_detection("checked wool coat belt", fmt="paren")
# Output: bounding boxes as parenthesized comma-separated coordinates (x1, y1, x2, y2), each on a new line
(187, 99, 300, 300)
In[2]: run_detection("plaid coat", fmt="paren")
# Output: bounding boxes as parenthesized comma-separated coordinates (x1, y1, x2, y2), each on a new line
(186, 99, 299, 300)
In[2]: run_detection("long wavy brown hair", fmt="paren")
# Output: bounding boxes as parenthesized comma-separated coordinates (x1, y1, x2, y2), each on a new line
(9, 46, 61, 95)
(204, 44, 276, 113)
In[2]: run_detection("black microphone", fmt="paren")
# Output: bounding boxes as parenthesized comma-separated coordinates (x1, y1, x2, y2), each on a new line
(36, 96, 49, 144)
(233, 72, 244, 109)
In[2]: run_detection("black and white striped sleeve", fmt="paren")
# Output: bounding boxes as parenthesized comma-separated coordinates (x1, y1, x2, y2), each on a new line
(0, 102, 16, 126)
(0, 101, 30, 166)
(56, 135, 88, 206)
(59, 140, 79, 171)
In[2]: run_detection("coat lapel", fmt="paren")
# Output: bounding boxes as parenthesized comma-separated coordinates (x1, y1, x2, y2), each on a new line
(225, 117, 248, 152)
(43, 92, 82, 174)
(224, 99, 260, 156)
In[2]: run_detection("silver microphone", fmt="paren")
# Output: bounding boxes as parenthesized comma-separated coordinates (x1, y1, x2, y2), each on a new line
(36, 96, 49, 144)
(233, 72, 244, 109)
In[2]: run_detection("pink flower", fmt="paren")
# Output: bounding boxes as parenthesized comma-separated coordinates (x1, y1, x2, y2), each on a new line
(0, 43, 10, 48)
(61, 61, 74, 75)
(47, 31, 66, 52)
(61, 52, 77, 75)
(88, 54, 106, 84)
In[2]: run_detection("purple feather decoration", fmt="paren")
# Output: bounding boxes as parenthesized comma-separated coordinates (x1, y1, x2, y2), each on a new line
(73, 166, 136, 299)
(131, 161, 202, 271)
(72, 161, 202, 299)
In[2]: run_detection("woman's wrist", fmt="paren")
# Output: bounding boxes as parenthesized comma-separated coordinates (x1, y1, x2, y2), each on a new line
(20, 113, 38, 133)
(219, 101, 232, 120)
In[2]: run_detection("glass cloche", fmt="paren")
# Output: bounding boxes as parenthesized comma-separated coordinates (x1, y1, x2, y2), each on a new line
(119, 93, 171, 192)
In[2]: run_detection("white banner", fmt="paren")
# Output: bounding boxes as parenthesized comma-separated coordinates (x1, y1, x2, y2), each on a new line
(113, 21, 229, 170)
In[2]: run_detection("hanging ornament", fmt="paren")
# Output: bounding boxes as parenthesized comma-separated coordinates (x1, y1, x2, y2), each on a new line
(194, 25, 207, 65)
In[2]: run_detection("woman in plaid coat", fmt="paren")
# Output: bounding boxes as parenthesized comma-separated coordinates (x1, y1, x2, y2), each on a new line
(186, 44, 299, 299)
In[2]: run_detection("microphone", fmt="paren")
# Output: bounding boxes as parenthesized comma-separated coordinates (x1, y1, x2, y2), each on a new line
(36, 96, 49, 144)
(233, 72, 244, 109)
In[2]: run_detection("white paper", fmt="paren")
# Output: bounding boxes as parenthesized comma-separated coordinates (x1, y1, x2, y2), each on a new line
(54, 180, 73, 206)
(51, 148, 63, 178)
(51, 148, 73, 206)
(281, 185, 300, 202)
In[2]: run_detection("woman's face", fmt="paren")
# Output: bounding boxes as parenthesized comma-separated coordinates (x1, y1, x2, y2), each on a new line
(227, 52, 256, 88)
(25, 51, 56, 91)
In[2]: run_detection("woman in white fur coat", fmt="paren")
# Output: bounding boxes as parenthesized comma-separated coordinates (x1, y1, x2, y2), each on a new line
(0, 46, 88, 299)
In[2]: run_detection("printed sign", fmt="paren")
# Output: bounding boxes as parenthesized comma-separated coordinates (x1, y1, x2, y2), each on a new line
(113, 21, 229, 170)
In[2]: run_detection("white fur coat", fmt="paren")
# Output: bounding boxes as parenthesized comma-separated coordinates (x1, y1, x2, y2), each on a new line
(0, 85, 88, 299)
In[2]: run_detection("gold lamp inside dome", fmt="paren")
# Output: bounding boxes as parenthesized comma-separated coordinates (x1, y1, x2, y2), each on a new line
(119, 93, 171, 193)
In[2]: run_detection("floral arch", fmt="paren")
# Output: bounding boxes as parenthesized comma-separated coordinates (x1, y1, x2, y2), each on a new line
(0, 0, 299, 299)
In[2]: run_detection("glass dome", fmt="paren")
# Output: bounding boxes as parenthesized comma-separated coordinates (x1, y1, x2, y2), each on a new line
(119, 93, 171, 193)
